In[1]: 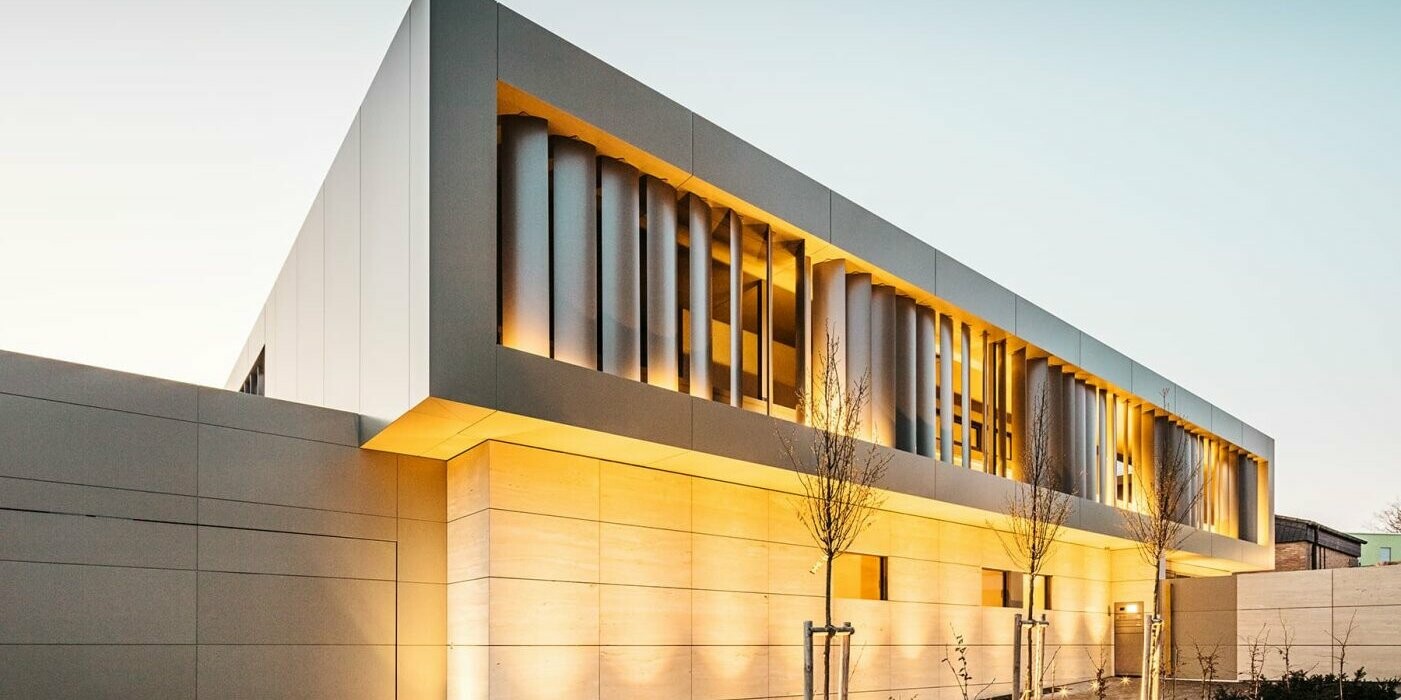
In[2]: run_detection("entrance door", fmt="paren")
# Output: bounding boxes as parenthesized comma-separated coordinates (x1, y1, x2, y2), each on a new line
(1114, 601, 1144, 676)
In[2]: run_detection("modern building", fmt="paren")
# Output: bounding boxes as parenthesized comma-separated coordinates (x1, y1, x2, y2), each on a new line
(1353, 532, 1401, 566)
(1273, 514, 1364, 571)
(2, 1, 1276, 698)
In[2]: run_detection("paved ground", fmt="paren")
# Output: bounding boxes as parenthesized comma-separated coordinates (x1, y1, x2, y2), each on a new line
(1054, 677, 1223, 700)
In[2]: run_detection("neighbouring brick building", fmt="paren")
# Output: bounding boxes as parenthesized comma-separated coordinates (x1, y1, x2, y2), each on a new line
(1274, 514, 1364, 571)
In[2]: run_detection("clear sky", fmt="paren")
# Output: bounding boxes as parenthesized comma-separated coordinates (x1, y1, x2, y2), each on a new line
(2, 0, 1398, 531)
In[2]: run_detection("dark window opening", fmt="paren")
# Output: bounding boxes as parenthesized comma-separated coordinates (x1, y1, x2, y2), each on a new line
(239, 349, 265, 396)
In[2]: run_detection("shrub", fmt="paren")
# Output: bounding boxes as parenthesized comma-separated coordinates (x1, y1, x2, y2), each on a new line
(1213, 669, 1400, 700)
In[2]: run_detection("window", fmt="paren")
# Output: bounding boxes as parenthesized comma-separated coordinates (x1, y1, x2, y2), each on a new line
(239, 349, 265, 396)
(1381, 547, 1393, 564)
(832, 553, 886, 601)
(981, 569, 1051, 609)
(982, 569, 1022, 608)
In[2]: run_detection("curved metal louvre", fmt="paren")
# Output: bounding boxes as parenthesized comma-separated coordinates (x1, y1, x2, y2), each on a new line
(643, 176, 679, 390)
(915, 306, 937, 458)
(598, 157, 642, 380)
(680, 193, 712, 399)
(845, 273, 872, 440)
(498, 115, 550, 356)
(549, 135, 597, 369)
(870, 285, 897, 446)
(894, 296, 918, 452)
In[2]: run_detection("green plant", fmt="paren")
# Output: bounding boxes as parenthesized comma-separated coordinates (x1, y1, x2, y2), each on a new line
(1212, 669, 1400, 700)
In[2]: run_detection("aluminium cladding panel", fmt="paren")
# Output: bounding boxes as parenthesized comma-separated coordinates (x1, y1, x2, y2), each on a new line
(893, 296, 918, 452)
(869, 285, 897, 446)
(323, 115, 362, 413)
(681, 194, 712, 399)
(914, 305, 937, 458)
(549, 136, 599, 370)
(430, 0, 499, 407)
(811, 260, 847, 390)
(360, 14, 417, 427)
(295, 188, 326, 406)
(497, 7, 692, 171)
(407, 0, 430, 406)
(643, 176, 679, 391)
(498, 115, 551, 357)
(830, 193, 937, 295)
(269, 252, 297, 401)
(1078, 332, 1132, 392)
(934, 251, 1016, 333)
(598, 157, 643, 381)
(693, 116, 830, 240)
(1014, 297, 1080, 366)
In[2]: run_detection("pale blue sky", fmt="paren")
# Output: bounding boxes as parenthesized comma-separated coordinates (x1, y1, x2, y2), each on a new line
(1, 0, 1397, 530)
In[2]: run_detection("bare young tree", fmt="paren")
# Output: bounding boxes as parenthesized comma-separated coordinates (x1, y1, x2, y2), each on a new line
(1191, 641, 1223, 700)
(995, 386, 1073, 697)
(1330, 610, 1359, 700)
(1372, 499, 1401, 534)
(1120, 390, 1206, 700)
(1241, 625, 1270, 700)
(781, 325, 891, 700)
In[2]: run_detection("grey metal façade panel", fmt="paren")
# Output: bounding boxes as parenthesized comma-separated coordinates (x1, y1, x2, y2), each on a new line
(0, 348, 197, 421)
(0, 393, 197, 495)
(360, 16, 414, 426)
(0, 646, 196, 699)
(1131, 362, 1175, 409)
(407, 0, 431, 403)
(295, 189, 326, 406)
(914, 305, 937, 458)
(1210, 406, 1244, 445)
(498, 115, 551, 356)
(643, 177, 679, 390)
(681, 194, 712, 399)
(693, 116, 831, 240)
(0, 562, 195, 644)
(1014, 296, 1080, 366)
(197, 387, 360, 447)
(496, 347, 694, 451)
(1078, 332, 1132, 391)
(830, 193, 936, 294)
(598, 157, 643, 381)
(1174, 386, 1212, 430)
(270, 252, 298, 401)
(895, 296, 918, 452)
(1240, 423, 1271, 459)
(497, 7, 692, 171)
(869, 285, 897, 447)
(430, 0, 498, 407)
(323, 116, 361, 414)
(549, 136, 598, 370)
(934, 251, 1016, 332)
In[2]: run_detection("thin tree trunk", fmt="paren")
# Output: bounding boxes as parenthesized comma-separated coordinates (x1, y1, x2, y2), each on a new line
(824, 552, 834, 700)
(1025, 576, 1037, 697)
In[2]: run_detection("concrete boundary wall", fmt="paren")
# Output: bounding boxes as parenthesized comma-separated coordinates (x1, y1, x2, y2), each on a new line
(0, 350, 447, 698)
(1172, 567, 1401, 680)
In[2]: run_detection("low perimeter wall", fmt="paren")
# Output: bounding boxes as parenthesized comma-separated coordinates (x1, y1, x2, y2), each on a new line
(1172, 567, 1401, 680)
(0, 351, 448, 698)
